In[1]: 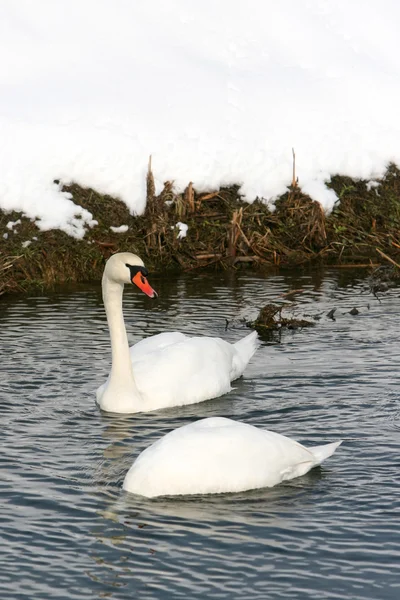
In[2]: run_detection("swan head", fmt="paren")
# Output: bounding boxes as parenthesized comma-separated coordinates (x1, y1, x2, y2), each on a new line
(103, 252, 157, 298)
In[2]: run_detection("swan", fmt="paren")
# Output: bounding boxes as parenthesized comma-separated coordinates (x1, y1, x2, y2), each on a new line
(123, 417, 342, 497)
(96, 252, 259, 413)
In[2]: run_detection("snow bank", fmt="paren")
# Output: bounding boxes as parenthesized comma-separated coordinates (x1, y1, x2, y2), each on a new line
(1, 0, 400, 237)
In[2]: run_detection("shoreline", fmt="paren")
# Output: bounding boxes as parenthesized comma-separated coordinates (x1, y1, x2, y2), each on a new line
(1, 163, 400, 297)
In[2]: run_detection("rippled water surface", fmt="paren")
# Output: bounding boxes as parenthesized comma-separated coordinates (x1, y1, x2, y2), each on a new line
(1, 269, 399, 599)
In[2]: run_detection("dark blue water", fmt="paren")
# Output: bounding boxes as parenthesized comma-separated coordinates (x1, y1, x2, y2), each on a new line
(0, 269, 399, 599)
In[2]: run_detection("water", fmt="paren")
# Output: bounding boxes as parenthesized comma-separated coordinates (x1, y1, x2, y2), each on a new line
(0, 269, 399, 600)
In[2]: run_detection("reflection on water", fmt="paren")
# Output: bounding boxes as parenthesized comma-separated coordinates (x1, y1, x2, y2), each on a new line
(0, 268, 399, 599)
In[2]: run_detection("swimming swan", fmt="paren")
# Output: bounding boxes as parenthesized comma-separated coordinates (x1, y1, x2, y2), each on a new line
(123, 417, 342, 497)
(96, 252, 258, 413)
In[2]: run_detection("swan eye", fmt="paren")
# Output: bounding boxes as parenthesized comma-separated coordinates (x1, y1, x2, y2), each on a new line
(125, 263, 148, 278)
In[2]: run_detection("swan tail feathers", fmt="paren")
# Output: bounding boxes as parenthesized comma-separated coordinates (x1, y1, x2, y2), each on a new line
(234, 330, 259, 359)
(309, 440, 342, 465)
(231, 331, 259, 380)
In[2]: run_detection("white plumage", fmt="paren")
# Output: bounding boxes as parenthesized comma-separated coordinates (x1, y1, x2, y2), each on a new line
(96, 253, 258, 413)
(123, 417, 342, 497)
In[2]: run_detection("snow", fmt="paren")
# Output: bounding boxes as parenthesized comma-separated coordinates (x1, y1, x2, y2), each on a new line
(1, 0, 400, 238)
(110, 225, 129, 233)
(6, 220, 21, 230)
(175, 222, 189, 239)
(366, 180, 380, 191)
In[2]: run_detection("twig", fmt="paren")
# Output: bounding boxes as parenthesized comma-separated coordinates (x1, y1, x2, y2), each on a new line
(193, 213, 225, 219)
(146, 155, 155, 203)
(185, 256, 223, 271)
(330, 263, 379, 268)
(236, 222, 252, 248)
(233, 256, 263, 263)
(228, 208, 243, 260)
(198, 192, 220, 201)
(0, 256, 23, 271)
(376, 247, 400, 268)
(195, 253, 222, 260)
(184, 182, 195, 212)
(93, 241, 117, 248)
(292, 148, 298, 188)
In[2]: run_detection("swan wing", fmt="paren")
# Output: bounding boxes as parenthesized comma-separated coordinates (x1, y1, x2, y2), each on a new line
(131, 338, 235, 410)
(129, 332, 188, 359)
(99, 331, 258, 411)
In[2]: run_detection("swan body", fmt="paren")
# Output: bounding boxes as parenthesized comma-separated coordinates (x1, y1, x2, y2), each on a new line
(123, 417, 342, 497)
(96, 253, 259, 413)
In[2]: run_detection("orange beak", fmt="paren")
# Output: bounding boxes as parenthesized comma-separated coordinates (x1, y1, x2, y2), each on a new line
(132, 271, 158, 298)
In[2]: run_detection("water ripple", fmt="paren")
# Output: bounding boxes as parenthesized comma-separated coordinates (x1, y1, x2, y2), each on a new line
(0, 270, 399, 599)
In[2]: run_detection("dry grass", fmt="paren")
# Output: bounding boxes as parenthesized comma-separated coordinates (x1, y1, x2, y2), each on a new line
(1, 163, 400, 295)
(0, 254, 23, 295)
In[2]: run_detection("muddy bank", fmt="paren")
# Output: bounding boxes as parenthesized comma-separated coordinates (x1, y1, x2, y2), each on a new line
(1, 162, 400, 296)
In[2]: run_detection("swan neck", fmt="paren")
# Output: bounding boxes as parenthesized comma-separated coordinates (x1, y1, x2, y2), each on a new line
(102, 275, 140, 399)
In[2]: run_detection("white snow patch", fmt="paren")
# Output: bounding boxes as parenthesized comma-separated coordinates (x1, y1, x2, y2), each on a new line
(0, 1, 400, 235)
(3, 233, 8, 240)
(110, 225, 129, 233)
(22, 240, 32, 248)
(6, 219, 21, 230)
(301, 181, 339, 214)
(366, 180, 380, 191)
(175, 222, 188, 239)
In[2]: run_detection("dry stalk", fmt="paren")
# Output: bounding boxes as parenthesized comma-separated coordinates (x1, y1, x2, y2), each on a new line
(196, 253, 222, 260)
(331, 263, 380, 268)
(228, 208, 243, 260)
(147, 222, 158, 250)
(146, 155, 156, 204)
(184, 182, 195, 213)
(174, 194, 185, 219)
(0, 255, 23, 272)
(307, 201, 327, 246)
(233, 256, 264, 263)
(198, 191, 220, 202)
(292, 148, 298, 188)
(376, 247, 400, 268)
(236, 222, 252, 249)
(159, 181, 175, 203)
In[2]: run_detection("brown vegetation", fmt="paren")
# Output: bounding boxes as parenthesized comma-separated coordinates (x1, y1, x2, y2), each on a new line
(1, 162, 400, 296)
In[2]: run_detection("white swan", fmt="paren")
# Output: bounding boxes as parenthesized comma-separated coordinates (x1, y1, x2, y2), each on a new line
(96, 252, 258, 413)
(123, 417, 342, 497)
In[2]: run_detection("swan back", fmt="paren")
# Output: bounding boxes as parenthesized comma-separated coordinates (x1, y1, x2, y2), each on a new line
(123, 417, 342, 497)
(130, 335, 237, 410)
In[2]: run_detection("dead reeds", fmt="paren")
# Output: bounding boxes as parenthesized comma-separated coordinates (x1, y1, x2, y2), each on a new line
(0, 254, 22, 295)
(1, 161, 400, 296)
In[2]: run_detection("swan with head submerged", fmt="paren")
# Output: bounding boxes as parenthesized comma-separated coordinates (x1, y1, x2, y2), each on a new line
(123, 417, 342, 497)
(96, 252, 258, 413)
